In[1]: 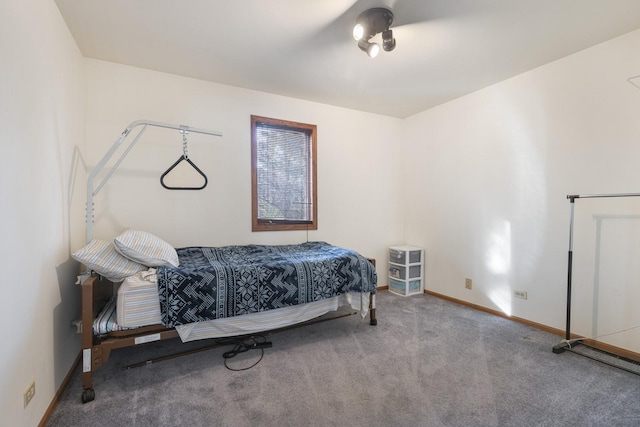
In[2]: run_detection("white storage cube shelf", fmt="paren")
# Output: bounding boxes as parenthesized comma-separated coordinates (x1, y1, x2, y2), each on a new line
(388, 246, 424, 296)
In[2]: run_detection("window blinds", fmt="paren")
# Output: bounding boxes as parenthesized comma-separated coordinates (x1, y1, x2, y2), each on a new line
(255, 123, 313, 222)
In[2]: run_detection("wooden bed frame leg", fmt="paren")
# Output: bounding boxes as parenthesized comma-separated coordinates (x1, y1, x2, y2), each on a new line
(81, 274, 97, 403)
(369, 292, 377, 326)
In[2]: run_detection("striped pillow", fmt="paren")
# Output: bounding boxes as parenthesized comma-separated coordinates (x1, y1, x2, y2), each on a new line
(114, 230, 179, 267)
(72, 240, 146, 282)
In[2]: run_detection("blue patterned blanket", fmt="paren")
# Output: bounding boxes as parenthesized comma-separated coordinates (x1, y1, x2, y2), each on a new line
(157, 242, 377, 328)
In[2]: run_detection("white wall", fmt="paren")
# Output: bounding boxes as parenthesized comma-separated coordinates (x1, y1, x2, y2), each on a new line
(0, 1, 85, 426)
(403, 29, 640, 351)
(83, 59, 403, 280)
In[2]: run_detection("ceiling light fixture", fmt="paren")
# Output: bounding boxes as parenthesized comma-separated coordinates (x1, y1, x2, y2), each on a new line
(353, 7, 396, 58)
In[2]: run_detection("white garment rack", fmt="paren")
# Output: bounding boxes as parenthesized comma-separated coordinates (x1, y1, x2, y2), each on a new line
(86, 120, 223, 243)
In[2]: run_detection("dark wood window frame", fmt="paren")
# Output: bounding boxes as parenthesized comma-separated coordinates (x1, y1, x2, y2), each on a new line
(251, 115, 318, 232)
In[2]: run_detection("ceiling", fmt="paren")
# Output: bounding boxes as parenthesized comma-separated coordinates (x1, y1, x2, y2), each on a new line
(55, 0, 640, 118)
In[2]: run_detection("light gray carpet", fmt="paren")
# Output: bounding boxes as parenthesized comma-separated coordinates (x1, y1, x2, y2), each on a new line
(47, 291, 640, 426)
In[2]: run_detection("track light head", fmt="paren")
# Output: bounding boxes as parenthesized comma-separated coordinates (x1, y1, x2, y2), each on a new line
(382, 29, 396, 52)
(358, 39, 380, 58)
(353, 23, 364, 41)
(353, 8, 396, 58)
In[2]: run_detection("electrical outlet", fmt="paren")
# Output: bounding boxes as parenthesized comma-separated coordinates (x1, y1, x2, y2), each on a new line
(24, 381, 35, 408)
(514, 290, 528, 300)
(465, 278, 472, 290)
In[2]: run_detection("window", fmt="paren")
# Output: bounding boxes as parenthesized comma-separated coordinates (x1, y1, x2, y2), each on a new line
(251, 115, 317, 231)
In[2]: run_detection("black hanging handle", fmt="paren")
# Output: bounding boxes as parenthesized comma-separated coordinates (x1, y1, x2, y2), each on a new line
(160, 155, 208, 190)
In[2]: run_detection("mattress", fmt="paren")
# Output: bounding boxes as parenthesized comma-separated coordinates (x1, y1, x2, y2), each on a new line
(115, 268, 371, 342)
(93, 296, 128, 335)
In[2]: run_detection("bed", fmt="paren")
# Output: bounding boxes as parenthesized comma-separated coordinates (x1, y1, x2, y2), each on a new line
(74, 232, 378, 403)
(75, 120, 378, 403)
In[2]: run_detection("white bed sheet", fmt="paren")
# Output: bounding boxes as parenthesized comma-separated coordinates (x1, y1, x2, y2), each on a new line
(116, 268, 371, 343)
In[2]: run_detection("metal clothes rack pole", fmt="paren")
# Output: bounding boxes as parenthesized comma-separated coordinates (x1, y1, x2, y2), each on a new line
(552, 192, 640, 355)
(85, 120, 223, 243)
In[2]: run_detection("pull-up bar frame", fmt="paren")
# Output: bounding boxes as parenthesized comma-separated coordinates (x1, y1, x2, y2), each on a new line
(553, 192, 640, 358)
(85, 120, 223, 243)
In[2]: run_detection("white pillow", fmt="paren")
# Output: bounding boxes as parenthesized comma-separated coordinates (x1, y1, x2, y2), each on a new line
(114, 229, 179, 267)
(72, 240, 147, 282)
